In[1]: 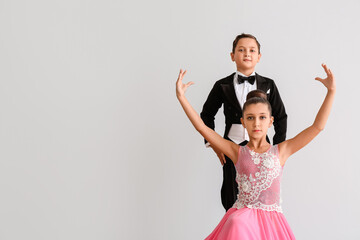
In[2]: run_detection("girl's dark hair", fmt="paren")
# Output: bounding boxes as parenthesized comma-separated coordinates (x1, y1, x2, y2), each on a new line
(232, 33, 261, 54)
(243, 90, 272, 117)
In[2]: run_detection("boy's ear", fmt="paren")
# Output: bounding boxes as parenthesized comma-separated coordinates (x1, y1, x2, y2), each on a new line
(230, 52, 235, 61)
(257, 53, 262, 63)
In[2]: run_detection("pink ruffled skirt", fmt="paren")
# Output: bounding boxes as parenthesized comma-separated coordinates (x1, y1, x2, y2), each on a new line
(205, 207, 295, 240)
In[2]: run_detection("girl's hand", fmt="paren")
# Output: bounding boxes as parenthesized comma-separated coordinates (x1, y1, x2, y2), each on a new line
(315, 64, 336, 91)
(176, 69, 194, 98)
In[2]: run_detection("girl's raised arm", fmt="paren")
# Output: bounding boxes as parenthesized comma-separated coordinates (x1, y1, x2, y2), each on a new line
(278, 64, 336, 165)
(176, 69, 239, 164)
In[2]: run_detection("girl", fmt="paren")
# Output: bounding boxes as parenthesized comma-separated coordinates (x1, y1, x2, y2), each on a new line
(176, 64, 335, 239)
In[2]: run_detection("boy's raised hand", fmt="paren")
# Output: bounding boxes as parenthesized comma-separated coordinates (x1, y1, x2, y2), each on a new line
(315, 64, 336, 91)
(176, 69, 194, 98)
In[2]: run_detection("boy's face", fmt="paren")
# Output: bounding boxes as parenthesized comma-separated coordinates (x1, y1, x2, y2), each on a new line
(231, 38, 261, 74)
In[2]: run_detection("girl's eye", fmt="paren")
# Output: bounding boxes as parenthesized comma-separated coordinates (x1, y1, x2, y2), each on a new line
(260, 116, 266, 119)
(247, 117, 253, 120)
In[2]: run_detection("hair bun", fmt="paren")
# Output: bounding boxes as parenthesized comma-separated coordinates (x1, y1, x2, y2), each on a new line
(246, 90, 267, 101)
(243, 89, 272, 117)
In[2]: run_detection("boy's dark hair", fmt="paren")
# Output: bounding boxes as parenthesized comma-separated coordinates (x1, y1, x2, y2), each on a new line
(232, 33, 261, 54)
(243, 90, 272, 117)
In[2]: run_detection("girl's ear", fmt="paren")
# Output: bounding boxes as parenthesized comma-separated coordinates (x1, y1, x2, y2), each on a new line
(269, 116, 274, 128)
(240, 117, 245, 127)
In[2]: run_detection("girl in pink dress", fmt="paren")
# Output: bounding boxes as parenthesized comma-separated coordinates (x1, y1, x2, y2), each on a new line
(175, 64, 336, 239)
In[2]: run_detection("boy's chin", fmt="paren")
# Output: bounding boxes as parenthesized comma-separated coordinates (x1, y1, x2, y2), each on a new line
(237, 65, 256, 71)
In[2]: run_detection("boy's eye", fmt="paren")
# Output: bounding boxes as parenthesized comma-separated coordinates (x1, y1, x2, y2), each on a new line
(250, 49, 255, 52)
(239, 49, 244, 52)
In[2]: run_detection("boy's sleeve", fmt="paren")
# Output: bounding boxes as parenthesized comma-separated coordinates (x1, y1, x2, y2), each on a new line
(269, 82, 287, 145)
(200, 81, 223, 144)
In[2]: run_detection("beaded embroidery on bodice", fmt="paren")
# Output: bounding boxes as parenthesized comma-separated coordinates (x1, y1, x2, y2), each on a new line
(232, 145, 283, 213)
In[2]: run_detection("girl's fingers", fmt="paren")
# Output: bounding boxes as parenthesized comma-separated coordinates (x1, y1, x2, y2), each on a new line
(319, 63, 334, 80)
(322, 63, 328, 72)
(316, 64, 335, 90)
(328, 68, 333, 78)
(177, 71, 181, 82)
(181, 70, 187, 81)
(177, 69, 184, 83)
(323, 64, 332, 77)
(178, 69, 187, 81)
(186, 81, 194, 87)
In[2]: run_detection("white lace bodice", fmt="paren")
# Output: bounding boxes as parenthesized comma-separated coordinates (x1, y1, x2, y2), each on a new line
(232, 145, 283, 213)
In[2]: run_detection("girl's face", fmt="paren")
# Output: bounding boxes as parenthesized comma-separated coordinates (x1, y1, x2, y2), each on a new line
(241, 103, 273, 140)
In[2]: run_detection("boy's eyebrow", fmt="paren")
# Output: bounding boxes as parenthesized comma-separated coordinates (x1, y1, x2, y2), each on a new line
(237, 46, 257, 48)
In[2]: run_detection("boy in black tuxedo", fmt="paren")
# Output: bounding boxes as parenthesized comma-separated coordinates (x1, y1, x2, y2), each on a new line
(200, 33, 287, 211)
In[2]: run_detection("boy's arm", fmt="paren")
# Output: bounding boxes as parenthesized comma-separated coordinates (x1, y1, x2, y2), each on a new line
(176, 70, 239, 163)
(200, 81, 223, 144)
(269, 82, 287, 144)
(200, 80, 228, 165)
(278, 64, 335, 164)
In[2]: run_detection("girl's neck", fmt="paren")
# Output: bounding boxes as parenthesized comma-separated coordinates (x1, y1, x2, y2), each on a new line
(246, 139, 271, 153)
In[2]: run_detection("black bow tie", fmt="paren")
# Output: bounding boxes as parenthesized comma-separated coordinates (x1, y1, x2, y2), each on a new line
(237, 75, 256, 85)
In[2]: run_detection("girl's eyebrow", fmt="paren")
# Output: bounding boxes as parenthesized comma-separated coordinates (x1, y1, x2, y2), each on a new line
(245, 112, 268, 116)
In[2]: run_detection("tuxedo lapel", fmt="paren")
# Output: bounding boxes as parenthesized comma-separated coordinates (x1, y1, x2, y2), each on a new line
(255, 73, 268, 92)
(255, 73, 267, 92)
(221, 73, 242, 111)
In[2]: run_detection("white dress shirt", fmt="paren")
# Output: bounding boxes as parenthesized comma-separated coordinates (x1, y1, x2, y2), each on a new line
(227, 71, 257, 144)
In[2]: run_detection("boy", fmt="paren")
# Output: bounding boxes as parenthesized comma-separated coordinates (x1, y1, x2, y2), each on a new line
(200, 33, 287, 211)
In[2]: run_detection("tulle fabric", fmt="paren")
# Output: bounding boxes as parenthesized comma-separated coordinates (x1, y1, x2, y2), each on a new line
(205, 207, 295, 240)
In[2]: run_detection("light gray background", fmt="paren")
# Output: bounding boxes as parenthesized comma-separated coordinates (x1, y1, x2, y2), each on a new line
(0, 0, 359, 239)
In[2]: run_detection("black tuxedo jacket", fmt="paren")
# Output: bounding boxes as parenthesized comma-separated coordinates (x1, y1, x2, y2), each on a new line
(200, 73, 287, 145)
